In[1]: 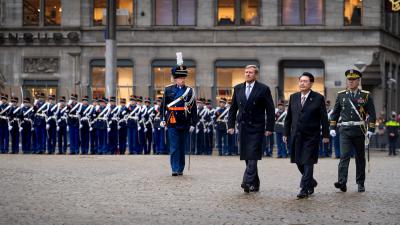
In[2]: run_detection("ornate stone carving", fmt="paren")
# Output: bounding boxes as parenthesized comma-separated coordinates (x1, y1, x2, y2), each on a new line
(23, 57, 59, 73)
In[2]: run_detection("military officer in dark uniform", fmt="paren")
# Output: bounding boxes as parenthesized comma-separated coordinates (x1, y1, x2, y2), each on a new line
(0, 94, 10, 153)
(56, 96, 68, 154)
(127, 95, 139, 154)
(80, 96, 91, 154)
(89, 98, 99, 154)
(330, 69, 376, 192)
(160, 59, 197, 176)
(153, 97, 166, 154)
(205, 99, 214, 155)
(46, 95, 57, 154)
(107, 96, 119, 155)
(19, 97, 34, 154)
(94, 97, 109, 155)
(215, 98, 229, 156)
(9, 97, 20, 154)
(118, 98, 128, 155)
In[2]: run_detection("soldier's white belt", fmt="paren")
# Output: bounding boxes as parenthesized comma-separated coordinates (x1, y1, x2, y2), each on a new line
(341, 121, 365, 126)
(276, 122, 284, 125)
(0, 116, 7, 120)
(69, 115, 79, 118)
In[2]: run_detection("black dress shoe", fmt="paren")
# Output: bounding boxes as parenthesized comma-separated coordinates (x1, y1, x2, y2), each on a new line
(309, 180, 318, 195)
(178, 172, 183, 176)
(358, 184, 365, 192)
(334, 182, 347, 192)
(172, 172, 178, 176)
(241, 183, 250, 193)
(297, 189, 308, 199)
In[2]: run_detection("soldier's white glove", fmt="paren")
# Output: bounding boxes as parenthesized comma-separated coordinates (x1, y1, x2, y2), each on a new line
(367, 131, 373, 139)
(79, 125, 83, 129)
(196, 129, 199, 134)
(46, 124, 50, 130)
(67, 126, 69, 132)
(56, 126, 60, 131)
(160, 121, 166, 128)
(34, 99, 38, 105)
(31, 128, 34, 131)
(189, 126, 195, 133)
(68, 100, 73, 105)
(8, 126, 13, 131)
(118, 126, 121, 130)
(107, 128, 111, 132)
(138, 126, 141, 131)
(19, 127, 23, 132)
(330, 130, 336, 137)
(89, 127, 93, 132)
(144, 128, 148, 132)
(133, 116, 138, 120)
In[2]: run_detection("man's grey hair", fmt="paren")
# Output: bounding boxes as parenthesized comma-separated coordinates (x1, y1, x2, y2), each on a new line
(245, 65, 259, 74)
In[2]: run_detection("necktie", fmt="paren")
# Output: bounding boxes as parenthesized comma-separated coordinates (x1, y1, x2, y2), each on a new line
(301, 96, 306, 107)
(246, 85, 251, 100)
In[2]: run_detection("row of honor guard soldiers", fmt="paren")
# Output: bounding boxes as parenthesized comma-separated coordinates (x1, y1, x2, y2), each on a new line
(0, 91, 241, 155)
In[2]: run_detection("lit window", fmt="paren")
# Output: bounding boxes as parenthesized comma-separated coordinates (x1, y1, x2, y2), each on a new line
(23, 0, 40, 26)
(344, 0, 362, 26)
(216, 68, 245, 101)
(217, 0, 260, 26)
(282, 0, 324, 25)
(93, 0, 134, 26)
(44, 0, 62, 26)
(218, 0, 235, 25)
(240, 0, 260, 25)
(91, 66, 134, 101)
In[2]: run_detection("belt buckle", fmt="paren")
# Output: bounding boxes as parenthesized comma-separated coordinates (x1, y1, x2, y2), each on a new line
(349, 121, 354, 126)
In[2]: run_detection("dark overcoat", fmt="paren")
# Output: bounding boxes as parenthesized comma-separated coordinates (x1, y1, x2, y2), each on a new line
(228, 81, 275, 160)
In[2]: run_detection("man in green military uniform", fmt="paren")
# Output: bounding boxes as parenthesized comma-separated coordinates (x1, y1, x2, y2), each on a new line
(329, 69, 376, 193)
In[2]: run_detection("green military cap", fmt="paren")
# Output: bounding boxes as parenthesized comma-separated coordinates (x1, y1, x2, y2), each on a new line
(345, 69, 362, 79)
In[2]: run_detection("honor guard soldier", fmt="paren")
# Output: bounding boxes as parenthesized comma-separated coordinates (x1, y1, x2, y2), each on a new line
(80, 96, 91, 154)
(136, 96, 146, 154)
(107, 96, 119, 154)
(215, 98, 229, 156)
(160, 53, 197, 176)
(275, 100, 288, 158)
(67, 94, 81, 154)
(144, 98, 154, 154)
(19, 97, 34, 154)
(196, 98, 207, 155)
(9, 97, 20, 154)
(89, 98, 99, 154)
(118, 98, 128, 155)
(320, 100, 334, 158)
(153, 97, 166, 154)
(205, 99, 214, 155)
(56, 97, 68, 154)
(94, 97, 109, 154)
(127, 95, 139, 154)
(227, 100, 238, 156)
(33, 93, 48, 154)
(46, 95, 57, 154)
(0, 94, 10, 153)
(330, 69, 376, 193)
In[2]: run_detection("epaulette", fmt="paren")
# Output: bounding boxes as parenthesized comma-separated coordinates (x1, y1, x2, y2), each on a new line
(165, 84, 174, 87)
(361, 90, 370, 94)
(338, 90, 347, 94)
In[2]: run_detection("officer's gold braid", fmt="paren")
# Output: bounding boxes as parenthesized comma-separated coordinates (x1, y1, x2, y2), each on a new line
(359, 92, 368, 135)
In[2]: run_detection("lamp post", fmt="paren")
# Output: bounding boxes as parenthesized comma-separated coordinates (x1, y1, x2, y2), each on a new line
(105, 0, 117, 98)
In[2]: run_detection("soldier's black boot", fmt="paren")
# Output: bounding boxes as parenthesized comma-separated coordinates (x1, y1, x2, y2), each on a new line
(297, 189, 308, 199)
(358, 183, 365, 192)
(334, 182, 347, 192)
(308, 179, 318, 195)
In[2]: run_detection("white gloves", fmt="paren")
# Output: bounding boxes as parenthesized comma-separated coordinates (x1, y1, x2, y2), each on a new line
(56, 126, 60, 131)
(189, 126, 195, 133)
(367, 131, 373, 139)
(89, 127, 93, 132)
(107, 128, 111, 132)
(79, 125, 83, 129)
(144, 128, 148, 132)
(118, 126, 121, 130)
(160, 121, 166, 128)
(8, 126, 13, 131)
(68, 100, 73, 105)
(66, 126, 69, 132)
(330, 130, 336, 137)
(133, 116, 139, 120)
(19, 127, 23, 132)
(31, 128, 34, 131)
(46, 124, 50, 130)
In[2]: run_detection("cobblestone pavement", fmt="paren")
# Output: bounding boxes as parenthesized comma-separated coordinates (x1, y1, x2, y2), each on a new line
(0, 152, 399, 225)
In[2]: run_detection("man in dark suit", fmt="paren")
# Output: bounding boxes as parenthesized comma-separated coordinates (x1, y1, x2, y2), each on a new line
(283, 72, 329, 199)
(228, 65, 275, 193)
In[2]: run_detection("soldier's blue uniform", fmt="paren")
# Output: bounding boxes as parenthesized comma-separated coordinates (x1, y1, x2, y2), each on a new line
(0, 94, 10, 153)
(153, 98, 166, 154)
(19, 98, 34, 154)
(205, 100, 214, 155)
(330, 69, 376, 192)
(143, 98, 153, 155)
(93, 98, 109, 155)
(67, 94, 81, 154)
(126, 96, 139, 154)
(107, 97, 119, 155)
(196, 99, 207, 155)
(56, 97, 68, 154)
(275, 101, 287, 158)
(9, 97, 20, 154)
(89, 99, 99, 154)
(46, 95, 57, 154)
(33, 93, 47, 154)
(215, 98, 229, 156)
(136, 97, 146, 154)
(118, 98, 128, 155)
(161, 64, 197, 176)
(80, 96, 91, 155)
